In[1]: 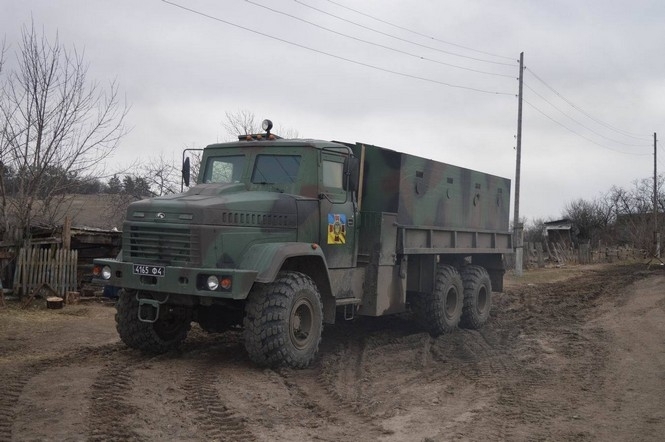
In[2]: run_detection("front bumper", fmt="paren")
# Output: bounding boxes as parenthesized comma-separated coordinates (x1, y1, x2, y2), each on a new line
(93, 258, 258, 300)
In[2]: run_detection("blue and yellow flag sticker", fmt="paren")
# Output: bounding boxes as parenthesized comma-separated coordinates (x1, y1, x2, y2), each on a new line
(327, 213, 346, 244)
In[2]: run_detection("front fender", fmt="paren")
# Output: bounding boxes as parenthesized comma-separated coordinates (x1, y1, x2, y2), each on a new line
(239, 242, 329, 283)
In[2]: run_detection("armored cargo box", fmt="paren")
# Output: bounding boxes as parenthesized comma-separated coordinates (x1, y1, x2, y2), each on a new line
(352, 143, 512, 255)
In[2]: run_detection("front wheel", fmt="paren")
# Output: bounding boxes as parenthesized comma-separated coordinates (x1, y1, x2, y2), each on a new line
(243, 271, 323, 368)
(115, 289, 191, 353)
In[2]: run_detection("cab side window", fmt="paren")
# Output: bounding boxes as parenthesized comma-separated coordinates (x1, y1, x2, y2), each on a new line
(205, 155, 245, 183)
(322, 160, 343, 189)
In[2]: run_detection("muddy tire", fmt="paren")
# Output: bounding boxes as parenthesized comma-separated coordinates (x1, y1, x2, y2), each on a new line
(459, 265, 492, 329)
(411, 264, 463, 336)
(115, 289, 191, 353)
(243, 271, 323, 368)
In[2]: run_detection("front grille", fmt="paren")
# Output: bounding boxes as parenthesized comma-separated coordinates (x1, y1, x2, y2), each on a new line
(125, 225, 199, 266)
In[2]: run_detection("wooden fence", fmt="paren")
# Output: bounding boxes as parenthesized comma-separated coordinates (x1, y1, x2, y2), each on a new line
(12, 247, 78, 297)
(506, 242, 645, 270)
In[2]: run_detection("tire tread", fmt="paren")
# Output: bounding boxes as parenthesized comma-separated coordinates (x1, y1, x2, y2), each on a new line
(115, 289, 190, 353)
(243, 271, 323, 368)
(459, 265, 492, 329)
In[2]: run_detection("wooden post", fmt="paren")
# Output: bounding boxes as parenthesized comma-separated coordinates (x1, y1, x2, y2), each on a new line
(63, 216, 72, 250)
(536, 242, 544, 268)
(0, 278, 5, 308)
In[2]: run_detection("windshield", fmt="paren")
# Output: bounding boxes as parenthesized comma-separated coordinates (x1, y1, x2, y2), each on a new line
(203, 155, 246, 184)
(251, 155, 301, 184)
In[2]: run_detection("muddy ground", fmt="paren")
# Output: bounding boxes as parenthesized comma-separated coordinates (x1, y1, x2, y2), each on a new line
(1, 262, 664, 441)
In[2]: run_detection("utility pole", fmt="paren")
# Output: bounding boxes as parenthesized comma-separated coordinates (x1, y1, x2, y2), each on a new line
(514, 52, 524, 276)
(655, 133, 661, 259)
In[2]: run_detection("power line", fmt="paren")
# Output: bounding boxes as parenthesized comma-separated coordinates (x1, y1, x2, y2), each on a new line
(525, 67, 651, 141)
(313, 2, 658, 159)
(161, 0, 515, 96)
(245, 0, 515, 78)
(293, 0, 517, 67)
(524, 82, 651, 148)
(325, 0, 515, 62)
(523, 98, 651, 156)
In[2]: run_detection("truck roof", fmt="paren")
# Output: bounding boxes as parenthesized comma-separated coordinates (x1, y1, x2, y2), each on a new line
(206, 137, 347, 151)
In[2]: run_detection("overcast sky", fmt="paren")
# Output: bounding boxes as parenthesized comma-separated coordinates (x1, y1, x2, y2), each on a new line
(3, 0, 664, 222)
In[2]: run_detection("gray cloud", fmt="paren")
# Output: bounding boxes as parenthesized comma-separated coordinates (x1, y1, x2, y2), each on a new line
(2, 0, 662, 220)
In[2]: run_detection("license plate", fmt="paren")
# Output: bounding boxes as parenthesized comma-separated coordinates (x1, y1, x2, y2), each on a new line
(133, 264, 165, 277)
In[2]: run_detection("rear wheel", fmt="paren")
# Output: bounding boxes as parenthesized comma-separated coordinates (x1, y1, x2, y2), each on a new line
(115, 289, 191, 353)
(411, 264, 463, 336)
(459, 265, 492, 329)
(243, 271, 323, 368)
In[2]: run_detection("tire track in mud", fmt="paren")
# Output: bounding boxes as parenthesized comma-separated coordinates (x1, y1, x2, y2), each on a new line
(320, 322, 525, 440)
(475, 305, 581, 439)
(86, 338, 253, 442)
(276, 365, 390, 441)
(427, 327, 525, 441)
(362, 331, 437, 393)
(181, 358, 256, 442)
(435, 329, 512, 382)
(87, 352, 145, 442)
(319, 337, 373, 413)
(321, 325, 436, 417)
(279, 322, 397, 435)
(322, 275, 621, 442)
(0, 366, 29, 442)
(0, 343, 123, 442)
(460, 265, 653, 440)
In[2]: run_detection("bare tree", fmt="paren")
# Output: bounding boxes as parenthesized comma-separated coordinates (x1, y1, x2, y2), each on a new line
(0, 21, 128, 241)
(562, 198, 610, 246)
(222, 109, 258, 139)
(606, 176, 664, 249)
(135, 149, 202, 196)
(139, 153, 182, 197)
(0, 38, 8, 235)
(222, 110, 299, 140)
(523, 217, 548, 244)
(558, 173, 664, 251)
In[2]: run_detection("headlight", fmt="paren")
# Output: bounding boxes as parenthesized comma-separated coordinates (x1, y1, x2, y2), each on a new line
(206, 275, 219, 291)
(101, 266, 112, 280)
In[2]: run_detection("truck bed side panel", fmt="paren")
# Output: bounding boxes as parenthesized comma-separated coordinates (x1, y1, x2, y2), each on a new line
(353, 143, 511, 234)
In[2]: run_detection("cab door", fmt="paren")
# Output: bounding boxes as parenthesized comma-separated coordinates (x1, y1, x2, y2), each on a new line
(318, 152, 357, 268)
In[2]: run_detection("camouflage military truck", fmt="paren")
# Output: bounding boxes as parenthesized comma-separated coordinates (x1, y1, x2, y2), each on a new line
(93, 120, 512, 368)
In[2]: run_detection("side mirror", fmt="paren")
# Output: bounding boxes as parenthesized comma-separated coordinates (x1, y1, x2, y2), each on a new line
(344, 156, 360, 192)
(182, 157, 191, 188)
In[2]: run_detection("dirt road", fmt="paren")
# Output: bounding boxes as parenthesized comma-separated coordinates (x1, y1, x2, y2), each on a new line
(1, 262, 664, 441)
